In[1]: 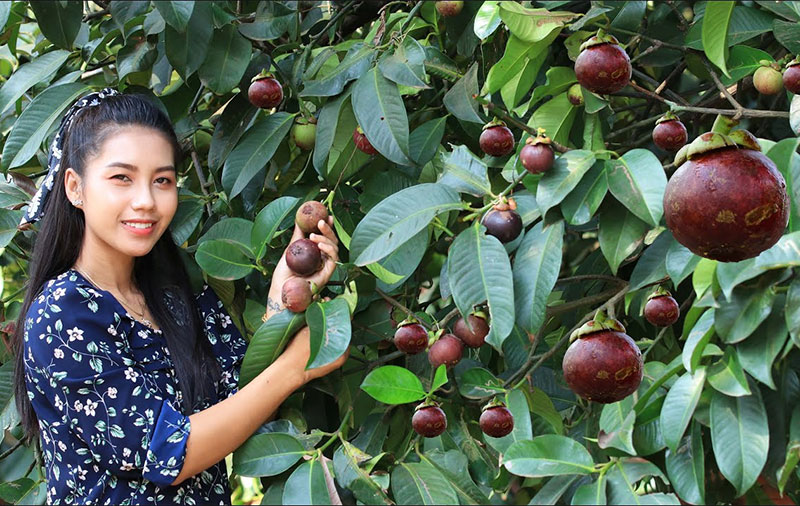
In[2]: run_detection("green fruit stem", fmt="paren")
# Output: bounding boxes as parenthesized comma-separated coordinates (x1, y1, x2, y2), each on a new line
(711, 114, 740, 135)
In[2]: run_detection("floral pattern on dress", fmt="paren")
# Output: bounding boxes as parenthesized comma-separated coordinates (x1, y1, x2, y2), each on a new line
(23, 269, 248, 505)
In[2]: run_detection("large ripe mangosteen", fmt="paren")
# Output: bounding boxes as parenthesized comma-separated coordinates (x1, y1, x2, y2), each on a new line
(453, 313, 489, 348)
(394, 323, 429, 355)
(574, 32, 631, 95)
(644, 287, 680, 327)
(479, 402, 514, 438)
(412, 403, 447, 437)
(428, 334, 464, 369)
(482, 203, 523, 244)
(479, 120, 515, 157)
(295, 201, 329, 235)
(663, 130, 789, 262)
(519, 134, 555, 174)
(248, 73, 284, 109)
(285, 239, 323, 276)
(784, 57, 800, 94)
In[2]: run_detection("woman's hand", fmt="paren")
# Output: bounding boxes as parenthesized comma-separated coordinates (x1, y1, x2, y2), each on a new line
(266, 216, 339, 319)
(278, 326, 349, 387)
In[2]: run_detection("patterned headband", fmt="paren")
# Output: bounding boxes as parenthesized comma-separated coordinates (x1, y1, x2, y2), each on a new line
(18, 87, 120, 229)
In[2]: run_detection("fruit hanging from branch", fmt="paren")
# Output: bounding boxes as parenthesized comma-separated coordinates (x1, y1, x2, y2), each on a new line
(291, 116, 317, 150)
(479, 401, 515, 438)
(453, 312, 489, 348)
(353, 125, 378, 155)
(520, 132, 555, 174)
(295, 201, 329, 235)
(482, 201, 522, 244)
(783, 56, 800, 94)
(428, 333, 464, 369)
(394, 322, 429, 355)
(644, 287, 680, 327)
(562, 310, 643, 404)
(412, 403, 447, 437)
(652, 112, 688, 152)
(281, 278, 313, 313)
(663, 129, 789, 262)
(574, 31, 632, 95)
(248, 71, 283, 109)
(753, 61, 784, 95)
(285, 238, 323, 276)
(435, 0, 463, 17)
(479, 119, 515, 157)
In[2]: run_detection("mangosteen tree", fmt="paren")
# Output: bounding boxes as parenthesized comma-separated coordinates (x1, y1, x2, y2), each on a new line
(2, 1, 800, 505)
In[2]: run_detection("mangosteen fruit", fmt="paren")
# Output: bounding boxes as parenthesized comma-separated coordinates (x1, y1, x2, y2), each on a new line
(482, 205, 522, 243)
(753, 64, 784, 95)
(291, 117, 317, 150)
(435, 0, 463, 17)
(562, 310, 643, 404)
(479, 403, 514, 438)
(285, 239, 322, 276)
(412, 404, 447, 437)
(652, 113, 688, 152)
(644, 289, 680, 327)
(664, 130, 789, 262)
(783, 58, 800, 94)
(453, 313, 489, 348)
(248, 73, 283, 109)
(295, 201, 329, 235)
(428, 334, 463, 369)
(281, 278, 313, 313)
(479, 121, 515, 157)
(567, 83, 584, 106)
(520, 134, 555, 174)
(353, 126, 378, 155)
(394, 323, 429, 355)
(574, 32, 631, 95)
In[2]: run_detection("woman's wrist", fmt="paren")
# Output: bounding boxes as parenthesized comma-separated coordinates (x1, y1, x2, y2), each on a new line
(273, 353, 307, 391)
(263, 287, 284, 321)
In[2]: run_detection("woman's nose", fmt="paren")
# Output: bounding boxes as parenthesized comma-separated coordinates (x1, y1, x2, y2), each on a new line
(130, 184, 156, 210)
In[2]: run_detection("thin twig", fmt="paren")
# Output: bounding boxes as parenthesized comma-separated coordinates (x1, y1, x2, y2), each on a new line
(606, 113, 664, 141)
(0, 439, 24, 461)
(555, 275, 628, 286)
(655, 62, 686, 95)
(632, 69, 690, 106)
(189, 151, 213, 216)
(628, 82, 668, 104)
(665, 101, 789, 119)
(475, 97, 572, 152)
(700, 58, 744, 119)
(375, 289, 432, 330)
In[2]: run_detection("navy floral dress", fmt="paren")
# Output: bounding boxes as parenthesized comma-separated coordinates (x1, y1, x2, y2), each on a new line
(22, 269, 248, 505)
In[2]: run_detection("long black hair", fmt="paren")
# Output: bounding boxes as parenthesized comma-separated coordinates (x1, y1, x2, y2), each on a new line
(13, 92, 220, 441)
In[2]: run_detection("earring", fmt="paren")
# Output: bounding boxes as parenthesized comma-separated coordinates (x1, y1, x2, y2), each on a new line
(72, 199, 83, 207)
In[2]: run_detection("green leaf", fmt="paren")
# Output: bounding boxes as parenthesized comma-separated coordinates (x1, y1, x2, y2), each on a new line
(458, 368, 505, 399)
(535, 149, 596, 214)
(775, 19, 800, 53)
(306, 298, 352, 369)
(349, 183, 461, 265)
(325, 99, 370, 183)
(443, 63, 484, 124)
(282, 459, 331, 505)
(787, 279, 800, 346)
(513, 220, 564, 334)
(572, 478, 607, 505)
(606, 458, 671, 505)
(710, 386, 769, 496)
(502, 52, 547, 111)
(360, 365, 426, 404)
(409, 117, 447, 166)
(223, 112, 296, 199)
(715, 258, 763, 300)
(701, 1, 734, 77)
(447, 223, 515, 349)
(379, 37, 428, 89)
(485, 35, 537, 95)
(29, 0, 82, 50)
(164, 1, 212, 80)
(665, 423, 705, 506)
(197, 24, 251, 94)
(430, 365, 448, 394)
(391, 461, 458, 505)
(527, 93, 577, 145)
(2, 82, 90, 171)
(736, 295, 787, 389)
(527, 67, 576, 110)
(372, 228, 429, 291)
(778, 443, 800, 496)
(708, 346, 751, 397)
(628, 231, 671, 291)
(239, 310, 307, 387)
(561, 160, 607, 225)
(792, 95, 800, 136)
(0, 50, 71, 116)
(423, 450, 491, 505)
(660, 367, 707, 452)
(530, 476, 579, 505)
(195, 239, 254, 280)
(610, 1, 646, 31)
(766, 138, 800, 233)
(606, 149, 667, 227)
(692, 258, 717, 298)
(682, 309, 715, 373)
(352, 67, 412, 165)
(237, 2, 294, 41)
(714, 285, 775, 343)
(529, 387, 564, 435)
(0, 478, 37, 505)
(598, 200, 649, 275)
(171, 197, 204, 246)
(233, 433, 306, 477)
(252, 196, 301, 260)
(474, 1, 502, 39)
(722, 45, 774, 85)
(436, 145, 491, 197)
(313, 89, 352, 173)
(487, 388, 534, 454)
(153, 0, 194, 32)
(598, 397, 636, 455)
(301, 44, 375, 97)
(665, 238, 700, 287)
(503, 435, 595, 477)
(498, 2, 580, 42)
(755, 231, 800, 270)
(199, 217, 254, 256)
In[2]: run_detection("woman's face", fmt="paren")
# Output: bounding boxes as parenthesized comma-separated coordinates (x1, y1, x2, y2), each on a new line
(64, 125, 178, 260)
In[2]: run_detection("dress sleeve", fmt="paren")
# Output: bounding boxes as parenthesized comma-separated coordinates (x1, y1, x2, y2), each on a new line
(194, 284, 248, 400)
(22, 283, 189, 488)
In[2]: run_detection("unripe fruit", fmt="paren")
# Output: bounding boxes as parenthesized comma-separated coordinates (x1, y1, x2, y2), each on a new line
(291, 118, 317, 150)
(784, 63, 800, 94)
(644, 295, 680, 327)
(753, 65, 783, 95)
(482, 208, 522, 244)
(520, 141, 555, 174)
(567, 83, 584, 106)
(394, 323, 429, 355)
(428, 334, 463, 369)
(435, 0, 463, 17)
(480, 405, 514, 438)
(295, 201, 329, 235)
(353, 126, 378, 155)
(652, 119, 688, 152)
(574, 35, 631, 95)
(248, 76, 283, 109)
(453, 314, 489, 348)
(281, 278, 313, 313)
(285, 239, 322, 276)
(479, 124, 515, 157)
(412, 405, 447, 437)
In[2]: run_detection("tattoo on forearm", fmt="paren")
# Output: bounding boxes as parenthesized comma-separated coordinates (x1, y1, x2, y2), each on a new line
(267, 296, 283, 312)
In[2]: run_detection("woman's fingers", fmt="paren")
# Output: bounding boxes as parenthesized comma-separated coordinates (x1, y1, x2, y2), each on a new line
(317, 219, 339, 245)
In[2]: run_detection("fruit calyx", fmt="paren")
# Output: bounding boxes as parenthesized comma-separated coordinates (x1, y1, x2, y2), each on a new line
(578, 29, 623, 52)
(569, 309, 626, 343)
(673, 129, 762, 167)
(525, 129, 552, 146)
(655, 111, 680, 125)
(481, 117, 508, 131)
(250, 69, 275, 84)
(646, 285, 672, 301)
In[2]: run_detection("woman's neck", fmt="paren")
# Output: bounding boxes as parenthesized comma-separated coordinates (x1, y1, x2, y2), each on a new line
(73, 238, 137, 295)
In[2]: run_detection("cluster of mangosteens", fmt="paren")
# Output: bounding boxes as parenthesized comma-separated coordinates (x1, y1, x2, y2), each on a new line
(248, 70, 317, 151)
(752, 56, 800, 96)
(279, 201, 330, 313)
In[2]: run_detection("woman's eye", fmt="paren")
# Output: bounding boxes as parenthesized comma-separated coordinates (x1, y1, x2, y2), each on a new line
(156, 177, 173, 185)
(112, 174, 130, 182)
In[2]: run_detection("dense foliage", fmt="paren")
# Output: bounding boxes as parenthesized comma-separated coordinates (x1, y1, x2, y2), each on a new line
(0, 1, 799, 504)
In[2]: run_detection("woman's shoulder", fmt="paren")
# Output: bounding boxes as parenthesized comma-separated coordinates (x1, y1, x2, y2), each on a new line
(29, 268, 112, 318)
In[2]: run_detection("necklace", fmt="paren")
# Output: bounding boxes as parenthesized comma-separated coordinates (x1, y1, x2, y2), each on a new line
(74, 267, 154, 328)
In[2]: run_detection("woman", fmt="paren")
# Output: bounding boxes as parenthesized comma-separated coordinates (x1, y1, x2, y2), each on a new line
(12, 88, 347, 504)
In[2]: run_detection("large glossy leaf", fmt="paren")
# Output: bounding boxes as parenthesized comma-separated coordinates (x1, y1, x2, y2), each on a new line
(598, 200, 649, 275)
(660, 367, 707, 452)
(117, 30, 158, 83)
(736, 296, 787, 389)
(714, 285, 775, 343)
(164, 1, 211, 80)
(528, 66, 576, 109)
(208, 91, 259, 172)
(1, 83, 90, 171)
(572, 478, 607, 505)
(424, 450, 491, 505)
(485, 35, 534, 94)
(682, 309, 715, 373)
(198, 217, 254, 254)
(409, 117, 446, 166)
(373, 228, 429, 292)
(447, 222, 515, 349)
(436, 145, 491, 196)
(530, 476, 579, 505)
(197, 24, 250, 94)
(391, 462, 458, 505)
(283, 459, 331, 505)
(325, 99, 370, 183)
(606, 150, 667, 227)
(598, 398, 636, 455)
(302, 44, 375, 97)
(527, 93, 577, 145)
(153, 0, 194, 32)
(170, 197, 204, 246)
(754, 231, 800, 269)
(349, 183, 461, 265)
(535, 150, 596, 214)
(498, 2, 580, 42)
(313, 89, 352, 173)
(239, 310, 306, 387)
(628, 231, 671, 291)
(606, 458, 671, 505)
(512, 220, 564, 334)
(252, 196, 301, 260)
(788, 279, 800, 346)
(237, 2, 294, 41)
(665, 423, 705, 506)
(233, 433, 306, 477)
(0, 50, 71, 116)
(29, 0, 82, 50)
(504, 435, 595, 477)
(352, 67, 412, 166)
(360, 365, 426, 404)
(379, 37, 428, 88)
(715, 258, 764, 300)
(766, 138, 800, 232)
(561, 160, 607, 225)
(474, 1, 502, 39)
(0, 478, 37, 505)
(665, 238, 700, 287)
(710, 386, 769, 496)
(306, 298, 352, 369)
(701, 1, 734, 77)
(443, 63, 484, 124)
(222, 112, 295, 198)
(458, 367, 505, 399)
(194, 239, 254, 280)
(775, 19, 800, 53)
(708, 346, 751, 397)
